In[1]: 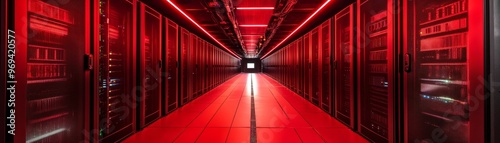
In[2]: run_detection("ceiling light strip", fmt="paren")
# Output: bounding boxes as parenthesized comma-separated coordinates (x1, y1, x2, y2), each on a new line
(239, 24, 268, 27)
(260, 0, 331, 59)
(236, 7, 275, 10)
(166, 0, 241, 59)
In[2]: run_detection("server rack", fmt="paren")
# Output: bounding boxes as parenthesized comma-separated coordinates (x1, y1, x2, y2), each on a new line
(198, 39, 204, 96)
(321, 19, 333, 114)
(403, 0, 486, 142)
(138, 2, 162, 128)
(180, 28, 190, 105)
(298, 38, 305, 97)
(164, 18, 178, 114)
(11, 0, 91, 142)
(292, 41, 298, 92)
(188, 34, 196, 99)
(304, 33, 311, 100)
(193, 36, 200, 98)
(335, 3, 357, 129)
(357, 0, 396, 142)
(311, 28, 321, 106)
(94, 0, 136, 142)
(201, 41, 207, 93)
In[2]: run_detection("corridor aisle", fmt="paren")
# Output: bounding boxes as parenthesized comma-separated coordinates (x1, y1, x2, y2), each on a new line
(122, 74, 368, 143)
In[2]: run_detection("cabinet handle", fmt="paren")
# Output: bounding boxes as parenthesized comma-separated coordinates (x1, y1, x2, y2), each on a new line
(404, 53, 411, 73)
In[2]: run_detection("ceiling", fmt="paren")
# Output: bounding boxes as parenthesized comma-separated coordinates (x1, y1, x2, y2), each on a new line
(142, 0, 355, 59)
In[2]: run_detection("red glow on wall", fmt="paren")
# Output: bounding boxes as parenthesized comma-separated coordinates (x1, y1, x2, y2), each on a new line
(260, 0, 331, 59)
(166, 0, 242, 59)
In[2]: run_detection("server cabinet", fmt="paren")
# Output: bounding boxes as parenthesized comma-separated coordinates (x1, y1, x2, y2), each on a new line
(403, 0, 486, 142)
(94, 0, 137, 142)
(311, 28, 321, 106)
(202, 41, 207, 93)
(357, 0, 396, 142)
(304, 34, 311, 100)
(335, 4, 357, 129)
(180, 28, 190, 105)
(164, 18, 178, 114)
(193, 37, 199, 98)
(321, 20, 333, 114)
(195, 38, 203, 97)
(10, 0, 90, 142)
(298, 38, 305, 97)
(11, 0, 90, 142)
(138, 3, 162, 128)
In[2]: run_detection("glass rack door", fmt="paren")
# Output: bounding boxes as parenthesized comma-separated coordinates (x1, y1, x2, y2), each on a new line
(96, 0, 136, 142)
(335, 3, 356, 129)
(357, 0, 395, 142)
(24, 0, 87, 142)
(404, 0, 485, 142)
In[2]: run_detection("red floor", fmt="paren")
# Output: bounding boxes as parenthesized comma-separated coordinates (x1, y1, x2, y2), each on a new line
(122, 73, 368, 143)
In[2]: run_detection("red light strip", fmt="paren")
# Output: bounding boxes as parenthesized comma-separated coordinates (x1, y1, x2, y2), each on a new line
(260, 0, 331, 59)
(240, 24, 268, 27)
(236, 7, 275, 10)
(166, 0, 242, 59)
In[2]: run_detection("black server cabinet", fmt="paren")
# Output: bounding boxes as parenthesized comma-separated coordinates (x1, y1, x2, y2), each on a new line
(335, 3, 356, 129)
(138, 3, 162, 128)
(180, 28, 190, 105)
(311, 28, 321, 106)
(11, 0, 90, 142)
(321, 20, 333, 114)
(94, 0, 136, 142)
(188, 33, 198, 101)
(298, 38, 305, 97)
(195, 38, 203, 97)
(304, 34, 311, 100)
(201, 41, 207, 93)
(293, 41, 300, 93)
(164, 18, 178, 114)
(357, 0, 396, 142)
(403, 0, 486, 142)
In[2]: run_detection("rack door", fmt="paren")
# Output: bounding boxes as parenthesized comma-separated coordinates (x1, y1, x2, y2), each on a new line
(335, 3, 356, 129)
(95, 0, 137, 142)
(13, 0, 90, 142)
(138, 3, 162, 128)
(357, 0, 396, 142)
(321, 20, 333, 114)
(311, 28, 321, 106)
(298, 38, 305, 97)
(164, 18, 178, 114)
(403, 0, 485, 142)
(304, 34, 311, 100)
(180, 28, 190, 105)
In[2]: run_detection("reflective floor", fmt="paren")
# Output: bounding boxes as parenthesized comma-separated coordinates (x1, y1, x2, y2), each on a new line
(122, 73, 368, 143)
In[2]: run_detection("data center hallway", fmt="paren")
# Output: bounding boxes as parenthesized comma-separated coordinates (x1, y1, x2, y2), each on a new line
(122, 73, 368, 143)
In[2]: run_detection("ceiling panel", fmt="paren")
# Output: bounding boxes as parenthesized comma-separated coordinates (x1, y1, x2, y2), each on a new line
(235, 10, 274, 24)
(239, 27, 267, 35)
